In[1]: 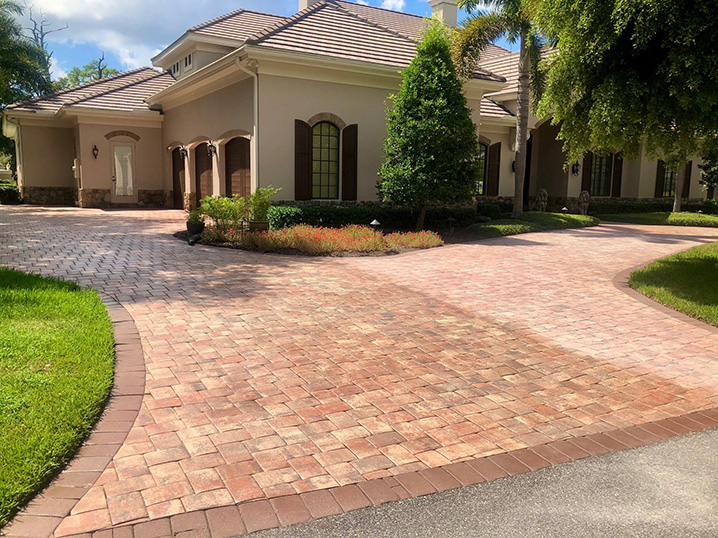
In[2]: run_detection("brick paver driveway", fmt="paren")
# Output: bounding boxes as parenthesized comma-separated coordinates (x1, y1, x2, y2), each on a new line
(1, 206, 717, 536)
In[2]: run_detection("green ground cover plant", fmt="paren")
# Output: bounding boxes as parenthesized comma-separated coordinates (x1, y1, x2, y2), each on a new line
(599, 213, 718, 228)
(630, 243, 718, 327)
(464, 212, 598, 240)
(0, 269, 114, 527)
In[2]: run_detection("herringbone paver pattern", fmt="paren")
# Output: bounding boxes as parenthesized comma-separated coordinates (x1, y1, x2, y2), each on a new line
(1, 206, 717, 536)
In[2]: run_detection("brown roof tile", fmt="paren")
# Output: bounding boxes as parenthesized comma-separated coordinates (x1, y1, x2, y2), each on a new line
(480, 98, 514, 119)
(248, 1, 505, 81)
(7, 68, 174, 114)
(189, 9, 287, 42)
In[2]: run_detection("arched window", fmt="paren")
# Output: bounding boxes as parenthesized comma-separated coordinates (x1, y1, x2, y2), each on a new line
(476, 142, 489, 196)
(312, 121, 340, 199)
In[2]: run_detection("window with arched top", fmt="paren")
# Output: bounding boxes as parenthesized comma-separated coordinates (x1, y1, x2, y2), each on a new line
(312, 122, 340, 199)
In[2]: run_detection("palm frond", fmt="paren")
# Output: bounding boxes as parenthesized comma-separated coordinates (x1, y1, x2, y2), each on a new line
(453, 12, 509, 79)
(527, 30, 547, 110)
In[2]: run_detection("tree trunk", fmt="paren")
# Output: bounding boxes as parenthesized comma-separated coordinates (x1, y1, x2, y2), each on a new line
(415, 205, 426, 231)
(708, 186, 715, 201)
(512, 30, 530, 218)
(673, 160, 686, 213)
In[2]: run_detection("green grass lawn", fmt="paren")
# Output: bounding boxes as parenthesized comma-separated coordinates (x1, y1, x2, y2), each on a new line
(630, 242, 718, 327)
(599, 212, 718, 227)
(0, 269, 114, 528)
(462, 212, 599, 240)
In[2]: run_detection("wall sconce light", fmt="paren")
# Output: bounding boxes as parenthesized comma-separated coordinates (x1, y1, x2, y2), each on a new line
(179, 147, 188, 160)
(92, 145, 99, 159)
(571, 162, 580, 176)
(207, 142, 217, 157)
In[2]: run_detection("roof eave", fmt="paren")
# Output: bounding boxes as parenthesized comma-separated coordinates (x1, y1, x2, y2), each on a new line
(151, 32, 242, 67)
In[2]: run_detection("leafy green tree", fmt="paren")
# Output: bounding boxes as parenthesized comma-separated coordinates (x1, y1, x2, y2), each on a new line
(454, 0, 543, 217)
(0, 0, 51, 174)
(53, 54, 120, 91)
(379, 20, 480, 230)
(537, 0, 718, 212)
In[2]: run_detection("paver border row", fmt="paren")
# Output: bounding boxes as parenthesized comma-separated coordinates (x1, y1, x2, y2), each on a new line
(59, 408, 718, 538)
(3, 295, 146, 538)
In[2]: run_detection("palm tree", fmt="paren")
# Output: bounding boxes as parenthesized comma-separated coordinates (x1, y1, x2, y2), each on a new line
(0, 0, 50, 106)
(453, 0, 542, 217)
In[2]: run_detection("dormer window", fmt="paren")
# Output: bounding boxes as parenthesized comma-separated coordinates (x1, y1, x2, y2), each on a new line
(169, 62, 180, 76)
(184, 54, 193, 71)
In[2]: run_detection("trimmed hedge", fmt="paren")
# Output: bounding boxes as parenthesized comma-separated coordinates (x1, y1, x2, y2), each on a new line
(0, 184, 20, 205)
(589, 199, 716, 215)
(267, 205, 481, 231)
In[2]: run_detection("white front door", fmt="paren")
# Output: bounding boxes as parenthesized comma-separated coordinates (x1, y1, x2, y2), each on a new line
(111, 144, 138, 204)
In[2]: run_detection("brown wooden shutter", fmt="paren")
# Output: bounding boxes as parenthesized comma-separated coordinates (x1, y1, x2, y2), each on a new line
(611, 154, 623, 198)
(655, 160, 666, 197)
(486, 142, 501, 197)
(341, 124, 358, 201)
(582, 152, 593, 192)
(682, 161, 692, 198)
(295, 120, 312, 201)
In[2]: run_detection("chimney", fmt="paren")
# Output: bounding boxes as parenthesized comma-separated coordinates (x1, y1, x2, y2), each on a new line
(428, 0, 458, 27)
(298, 0, 322, 11)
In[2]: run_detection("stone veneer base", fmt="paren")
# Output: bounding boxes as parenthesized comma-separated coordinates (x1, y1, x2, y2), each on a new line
(21, 186, 77, 206)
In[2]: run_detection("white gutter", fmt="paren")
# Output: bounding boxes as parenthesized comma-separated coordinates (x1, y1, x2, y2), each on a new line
(236, 58, 260, 191)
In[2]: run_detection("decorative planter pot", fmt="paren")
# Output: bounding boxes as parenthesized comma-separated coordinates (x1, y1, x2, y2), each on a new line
(187, 221, 205, 236)
(248, 220, 270, 232)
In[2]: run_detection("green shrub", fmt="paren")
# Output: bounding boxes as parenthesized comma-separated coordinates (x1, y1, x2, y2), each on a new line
(0, 184, 21, 205)
(198, 195, 246, 232)
(267, 205, 481, 231)
(248, 186, 281, 222)
(702, 199, 718, 214)
(476, 203, 502, 220)
(268, 206, 304, 230)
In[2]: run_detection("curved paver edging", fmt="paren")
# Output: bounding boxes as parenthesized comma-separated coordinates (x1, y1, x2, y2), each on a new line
(613, 263, 718, 336)
(3, 295, 146, 538)
(58, 409, 718, 538)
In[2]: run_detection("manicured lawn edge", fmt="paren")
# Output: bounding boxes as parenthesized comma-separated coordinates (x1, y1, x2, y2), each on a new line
(598, 212, 718, 227)
(628, 243, 718, 328)
(0, 269, 116, 529)
(462, 212, 599, 240)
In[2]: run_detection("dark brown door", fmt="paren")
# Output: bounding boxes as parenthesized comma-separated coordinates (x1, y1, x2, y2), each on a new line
(172, 147, 185, 209)
(225, 137, 251, 198)
(195, 143, 212, 203)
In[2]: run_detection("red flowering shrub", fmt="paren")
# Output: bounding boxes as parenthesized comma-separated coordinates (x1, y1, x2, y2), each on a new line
(233, 225, 443, 255)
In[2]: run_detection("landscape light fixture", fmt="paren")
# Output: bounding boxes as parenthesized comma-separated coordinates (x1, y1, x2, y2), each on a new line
(561, 207, 569, 213)
(92, 145, 99, 159)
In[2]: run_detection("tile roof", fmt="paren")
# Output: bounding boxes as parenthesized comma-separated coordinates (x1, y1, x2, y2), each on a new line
(248, 1, 505, 82)
(480, 97, 514, 119)
(7, 68, 174, 114)
(480, 51, 520, 94)
(188, 9, 287, 42)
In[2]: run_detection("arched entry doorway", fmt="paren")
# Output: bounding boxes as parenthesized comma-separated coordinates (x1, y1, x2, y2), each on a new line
(225, 137, 250, 199)
(194, 143, 212, 203)
(171, 147, 185, 209)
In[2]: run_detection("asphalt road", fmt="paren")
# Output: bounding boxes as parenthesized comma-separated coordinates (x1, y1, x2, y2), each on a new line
(253, 429, 718, 538)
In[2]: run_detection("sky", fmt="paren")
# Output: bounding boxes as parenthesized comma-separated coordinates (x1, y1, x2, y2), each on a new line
(17, 0, 515, 80)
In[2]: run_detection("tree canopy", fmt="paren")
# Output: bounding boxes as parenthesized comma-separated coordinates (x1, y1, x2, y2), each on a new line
(0, 0, 52, 172)
(379, 20, 480, 229)
(53, 54, 120, 91)
(537, 0, 718, 167)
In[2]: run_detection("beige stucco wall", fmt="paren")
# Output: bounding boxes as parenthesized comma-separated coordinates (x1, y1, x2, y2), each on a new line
(257, 74, 396, 201)
(162, 78, 255, 197)
(478, 124, 515, 197)
(18, 125, 75, 188)
(76, 123, 163, 192)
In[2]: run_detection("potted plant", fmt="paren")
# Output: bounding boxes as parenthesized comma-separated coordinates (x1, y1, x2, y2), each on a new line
(247, 186, 281, 232)
(186, 208, 205, 236)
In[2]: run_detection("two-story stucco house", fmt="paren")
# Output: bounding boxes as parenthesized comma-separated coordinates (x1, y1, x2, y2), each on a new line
(1, 0, 708, 209)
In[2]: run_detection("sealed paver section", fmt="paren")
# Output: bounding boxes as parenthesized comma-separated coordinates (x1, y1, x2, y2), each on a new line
(0, 207, 717, 536)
